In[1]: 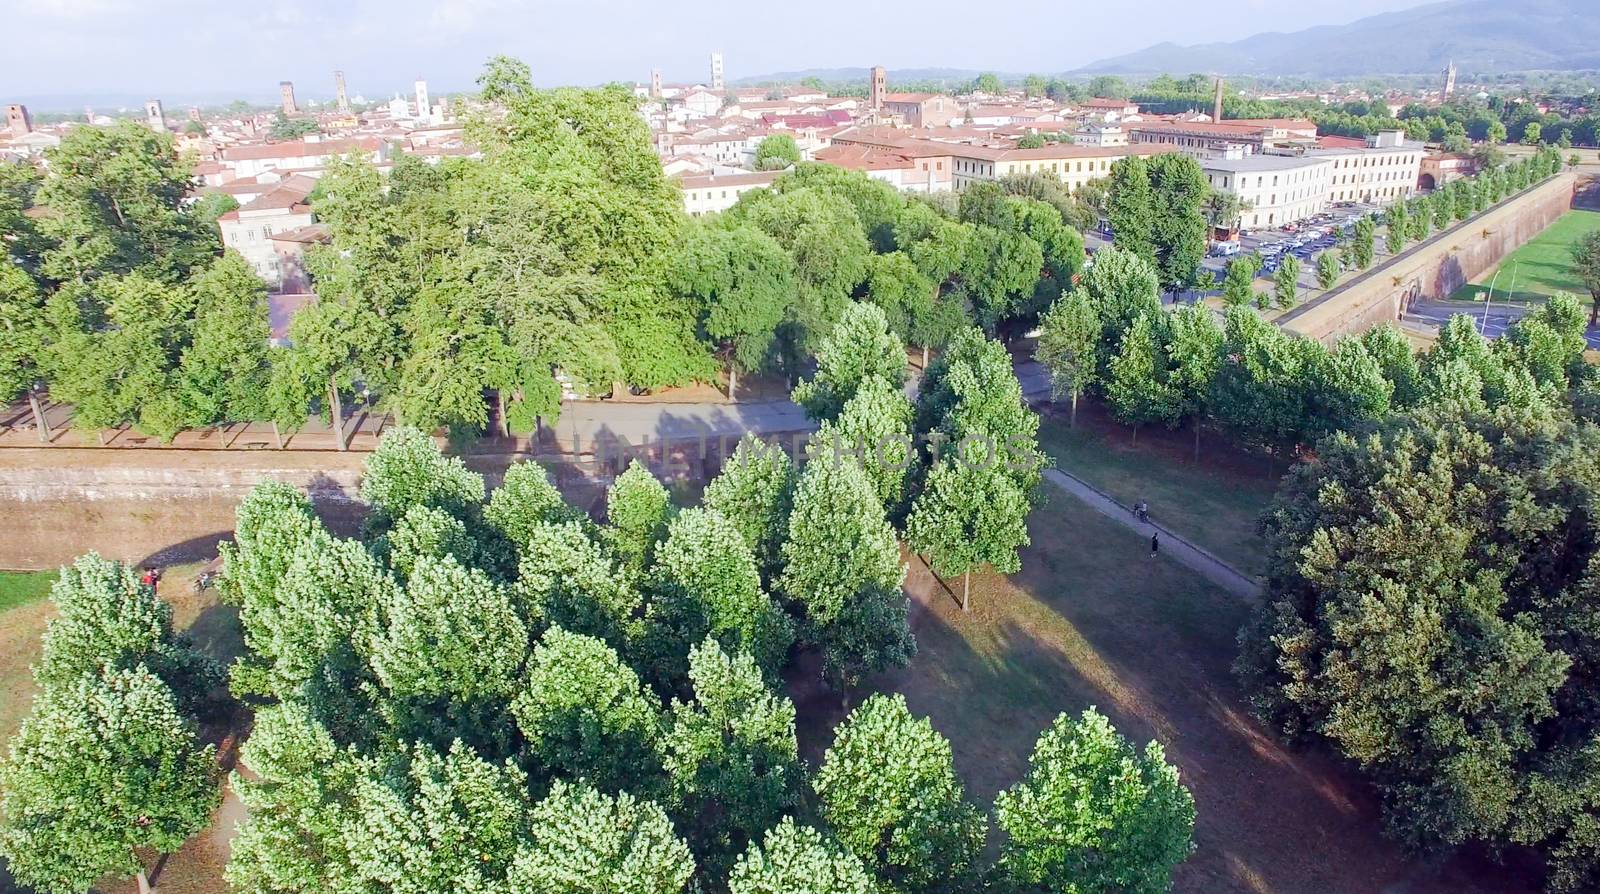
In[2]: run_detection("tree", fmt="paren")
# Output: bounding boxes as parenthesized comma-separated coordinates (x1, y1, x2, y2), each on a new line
(1221, 254, 1261, 307)
(791, 302, 906, 422)
(814, 375, 917, 519)
(484, 460, 584, 553)
(1523, 122, 1543, 146)
(1073, 245, 1161, 373)
(754, 134, 802, 171)
(1145, 153, 1210, 295)
(1035, 290, 1099, 425)
(645, 508, 795, 685)
(517, 519, 641, 652)
(513, 627, 662, 794)
(508, 780, 695, 894)
(606, 459, 675, 572)
(995, 709, 1196, 894)
(814, 694, 985, 892)
(360, 427, 485, 527)
(177, 252, 273, 427)
(777, 454, 912, 690)
(1351, 216, 1376, 270)
(1385, 203, 1409, 255)
(661, 639, 802, 879)
(1105, 314, 1179, 436)
(1274, 255, 1301, 309)
(45, 273, 187, 439)
(669, 224, 793, 398)
(0, 260, 47, 420)
(702, 435, 796, 581)
(1316, 250, 1341, 291)
(1016, 133, 1046, 149)
(727, 818, 876, 894)
(1569, 230, 1600, 325)
(1106, 156, 1155, 267)
(0, 667, 220, 894)
(1488, 120, 1508, 145)
(34, 553, 220, 711)
(1165, 303, 1224, 459)
(973, 72, 1004, 95)
(905, 438, 1031, 612)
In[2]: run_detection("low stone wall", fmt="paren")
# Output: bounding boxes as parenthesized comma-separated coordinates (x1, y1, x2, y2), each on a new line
(0, 450, 370, 570)
(1282, 173, 1580, 344)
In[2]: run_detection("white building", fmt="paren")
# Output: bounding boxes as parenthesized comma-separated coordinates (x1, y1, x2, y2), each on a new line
(680, 171, 780, 216)
(1305, 131, 1424, 204)
(219, 136, 389, 179)
(1202, 155, 1334, 230)
(216, 176, 317, 286)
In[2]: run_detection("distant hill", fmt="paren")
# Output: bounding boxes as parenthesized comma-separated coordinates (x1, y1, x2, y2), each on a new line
(1075, 0, 1600, 77)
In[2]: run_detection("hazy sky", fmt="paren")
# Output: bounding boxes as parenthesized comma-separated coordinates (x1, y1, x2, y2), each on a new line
(4, 0, 1434, 104)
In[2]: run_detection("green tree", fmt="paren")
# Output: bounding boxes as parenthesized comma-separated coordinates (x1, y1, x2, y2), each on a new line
(517, 519, 641, 653)
(0, 667, 220, 894)
(1073, 245, 1161, 373)
(1145, 153, 1210, 295)
(727, 818, 875, 894)
(1385, 203, 1409, 255)
(1035, 290, 1100, 425)
(1221, 254, 1261, 307)
(1274, 255, 1301, 309)
(360, 426, 485, 528)
(606, 460, 675, 573)
(484, 460, 584, 553)
(1569, 230, 1600, 325)
(1351, 217, 1376, 270)
(813, 375, 916, 519)
(973, 73, 1004, 95)
(177, 252, 273, 427)
(1523, 122, 1543, 145)
(645, 508, 795, 685)
(1016, 133, 1046, 149)
(777, 454, 911, 690)
(702, 435, 797, 581)
(815, 694, 985, 892)
(661, 639, 802, 880)
(1316, 250, 1341, 291)
(0, 260, 47, 414)
(1165, 303, 1224, 459)
(1105, 313, 1179, 435)
(905, 439, 1031, 612)
(509, 780, 695, 894)
(513, 627, 662, 794)
(791, 302, 906, 422)
(754, 134, 802, 171)
(669, 224, 793, 398)
(1106, 156, 1155, 267)
(995, 709, 1196, 894)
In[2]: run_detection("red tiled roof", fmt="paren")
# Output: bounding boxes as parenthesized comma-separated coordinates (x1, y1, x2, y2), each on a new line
(221, 137, 381, 162)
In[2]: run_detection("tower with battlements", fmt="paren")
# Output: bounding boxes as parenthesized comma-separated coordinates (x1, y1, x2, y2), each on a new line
(871, 65, 887, 109)
(1443, 60, 1457, 97)
(144, 99, 166, 132)
(1212, 77, 1225, 122)
(280, 81, 298, 115)
(335, 71, 351, 114)
(710, 53, 724, 91)
(5, 104, 31, 138)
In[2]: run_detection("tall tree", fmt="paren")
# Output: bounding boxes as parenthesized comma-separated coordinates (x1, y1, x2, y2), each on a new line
(661, 639, 802, 880)
(754, 134, 802, 171)
(815, 694, 985, 892)
(669, 224, 793, 399)
(1165, 303, 1224, 459)
(0, 667, 220, 894)
(791, 302, 906, 422)
(813, 375, 917, 520)
(605, 460, 675, 573)
(1105, 313, 1179, 436)
(996, 709, 1196, 894)
(1316, 250, 1341, 291)
(727, 818, 876, 894)
(176, 252, 273, 427)
(1106, 156, 1156, 268)
(702, 435, 797, 582)
(508, 780, 695, 894)
(1274, 255, 1301, 309)
(905, 438, 1031, 612)
(1569, 230, 1600, 325)
(1145, 153, 1210, 295)
(1035, 290, 1100, 425)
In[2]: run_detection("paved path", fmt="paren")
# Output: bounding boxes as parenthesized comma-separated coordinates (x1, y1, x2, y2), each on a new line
(1042, 467, 1262, 601)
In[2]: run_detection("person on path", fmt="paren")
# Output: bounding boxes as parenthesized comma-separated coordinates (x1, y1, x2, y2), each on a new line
(1150, 532, 1159, 557)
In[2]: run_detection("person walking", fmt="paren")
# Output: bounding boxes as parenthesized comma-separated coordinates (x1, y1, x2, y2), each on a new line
(1150, 531, 1160, 557)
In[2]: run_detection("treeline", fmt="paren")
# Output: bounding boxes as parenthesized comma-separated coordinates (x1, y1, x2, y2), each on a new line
(1038, 147, 1577, 460)
(1398, 97, 1600, 149)
(0, 319, 1198, 892)
(0, 55, 1096, 442)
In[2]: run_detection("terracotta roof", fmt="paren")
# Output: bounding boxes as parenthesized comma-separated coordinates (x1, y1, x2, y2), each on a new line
(677, 171, 782, 189)
(221, 137, 381, 162)
(269, 223, 330, 245)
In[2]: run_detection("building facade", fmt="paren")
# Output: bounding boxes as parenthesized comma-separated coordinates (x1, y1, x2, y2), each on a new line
(680, 171, 780, 216)
(1202, 155, 1334, 229)
(217, 176, 317, 286)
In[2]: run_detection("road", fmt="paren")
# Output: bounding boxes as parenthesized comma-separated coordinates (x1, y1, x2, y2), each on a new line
(1406, 298, 1600, 349)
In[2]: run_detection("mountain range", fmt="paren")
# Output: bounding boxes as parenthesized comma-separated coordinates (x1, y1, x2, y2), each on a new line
(1074, 0, 1600, 77)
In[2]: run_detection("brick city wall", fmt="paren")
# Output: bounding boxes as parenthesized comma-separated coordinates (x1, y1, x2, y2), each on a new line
(1282, 173, 1580, 344)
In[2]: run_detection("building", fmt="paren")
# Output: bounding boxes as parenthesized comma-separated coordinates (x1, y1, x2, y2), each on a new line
(219, 136, 389, 179)
(1081, 98, 1141, 120)
(5, 104, 31, 138)
(680, 170, 780, 216)
(1202, 155, 1334, 229)
(267, 223, 329, 295)
(1419, 152, 1477, 190)
(280, 81, 298, 115)
(870, 66, 887, 109)
(217, 175, 317, 286)
(1305, 130, 1423, 204)
(814, 143, 953, 193)
(710, 53, 724, 92)
(1443, 60, 1458, 98)
(650, 69, 662, 98)
(1072, 123, 1126, 147)
(949, 142, 1174, 191)
(879, 93, 958, 128)
(414, 78, 430, 121)
(1129, 119, 1316, 159)
(335, 71, 351, 114)
(144, 99, 166, 132)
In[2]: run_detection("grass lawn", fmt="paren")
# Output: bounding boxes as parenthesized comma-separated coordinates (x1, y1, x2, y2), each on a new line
(788, 496, 1530, 894)
(0, 569, 58, 614)
(1034, 401, 1279, 576)
(1448, 209, 1600, 305)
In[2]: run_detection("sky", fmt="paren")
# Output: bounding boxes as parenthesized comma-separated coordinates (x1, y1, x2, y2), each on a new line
(2, 0, 1437, 108)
